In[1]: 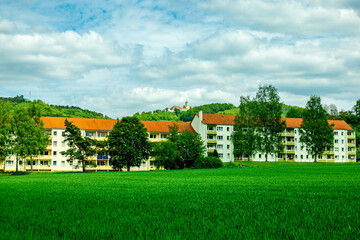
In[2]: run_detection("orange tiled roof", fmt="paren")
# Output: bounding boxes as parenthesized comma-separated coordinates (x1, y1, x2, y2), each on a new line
(172, 106, 182, 109)
(200, 114, 353, 130)
(40, 117, 195, 133)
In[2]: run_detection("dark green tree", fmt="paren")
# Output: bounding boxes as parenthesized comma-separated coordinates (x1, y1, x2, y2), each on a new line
(108, 117, 151, 171)
(299, 96, 334, 162)
(153, 141, 179, 170)
(286, 107, 302, 118)
(232, 96, 258, 161)
(213, 149, 219, 158)
(177, 131, 205, 168)
(0, 101, 13, 171)
(353, 99, 360, 122)
(61, 119, 97, 172)
(254, 85, 286, 161)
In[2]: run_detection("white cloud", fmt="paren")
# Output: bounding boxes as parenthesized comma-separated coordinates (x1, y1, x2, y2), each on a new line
(0, 27, 137, 83)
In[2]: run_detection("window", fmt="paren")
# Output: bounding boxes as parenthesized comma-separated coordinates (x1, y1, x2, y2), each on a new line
(227, 145, 230, 149)
(227, 153, 230, 159)
(161, 134, 167, 139)
(217, 136, 223, 140)
(53, 141, 57, 147)
(259, 154, 261, 158)
(62, 141, 65, 147)
(342, 148, 344, 152)
(218, 153, 223, 158)
(98, 132, 105, 138)
(207, 144, 215, 149)
(227, 127, 230, 131)
(150, 134, 156, 139)
(207, 126, 215, 131)
(69, 161, 73, 166)
(335, 155, 338, 159)
(86, 132, 94, 137)
(342, 140, 344, 144)
(142, 162, 146, 167)
(334, 139, 338, 144)
(61, 161, 65, 167)
(217, 144, 223, 149)
(294, 130, 297, 134)
(62, 131, 66, 136)
(53, 131, 57, 136)
(40, 161, 49, 165)
(53, 161, 57, 166)
(342, 155, 344, 159)
(6, 160, 14, 166)
(217, 127, 223, 132)
(301, 155, 303, 159)
(227, 136, 230, 140)
(334, 131, 338, 136)
(335, 147, 339, 152)
(53, 151, 57, 156)
(27, 161, 35, 166)
(341, 132, 344, 136)
(301, 146, 304, 150)
(207, 135, 215, 140)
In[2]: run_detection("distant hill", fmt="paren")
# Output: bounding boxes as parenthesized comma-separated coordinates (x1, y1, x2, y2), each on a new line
(0, 95, 110, 119)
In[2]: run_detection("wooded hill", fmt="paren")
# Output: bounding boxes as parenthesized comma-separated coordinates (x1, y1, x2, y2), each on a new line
(0, 96, 110, 119)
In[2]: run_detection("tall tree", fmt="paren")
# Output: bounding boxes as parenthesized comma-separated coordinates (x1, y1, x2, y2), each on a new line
(11, 105, 32, 171)
(0, 101, 13, 171)
(23, 101, 49, 171)
(153, 141, 179, 170)
(353, 99, 360, 122)
(300, 96, 334, 162)
(176, 131, 205, 168)
(61, 119, 96, 172)
(108, 117, 151, 171)
(232, 96, 258, 161)
(254, 85, 286, 161)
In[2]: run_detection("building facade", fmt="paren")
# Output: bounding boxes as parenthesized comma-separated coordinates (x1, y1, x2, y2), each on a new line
(191, 111, 356, 163)
(0, 112, 356, 172)
(0, 117, 194, 172)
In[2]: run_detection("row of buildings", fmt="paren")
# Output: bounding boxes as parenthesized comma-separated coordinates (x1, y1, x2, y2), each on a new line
(0, 111, 356, 171)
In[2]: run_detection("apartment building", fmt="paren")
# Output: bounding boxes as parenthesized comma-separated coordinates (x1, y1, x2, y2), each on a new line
(0, 117, 194, 172)
(191, 111, 356, 163)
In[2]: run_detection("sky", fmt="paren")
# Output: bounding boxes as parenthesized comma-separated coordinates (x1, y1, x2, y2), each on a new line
(1, 0, 360, 118)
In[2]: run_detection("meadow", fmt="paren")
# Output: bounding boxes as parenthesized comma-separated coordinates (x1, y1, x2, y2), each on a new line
(0, 163, 359, 239)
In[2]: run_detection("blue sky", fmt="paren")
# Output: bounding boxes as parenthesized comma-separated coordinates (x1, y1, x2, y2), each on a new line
(1, 0, 360, 117)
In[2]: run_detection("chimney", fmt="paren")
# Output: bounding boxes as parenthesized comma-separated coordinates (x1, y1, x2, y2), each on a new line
(199, 110, 203, 121)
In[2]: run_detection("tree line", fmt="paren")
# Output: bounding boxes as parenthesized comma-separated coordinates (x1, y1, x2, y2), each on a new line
(232, 85, 337, 162)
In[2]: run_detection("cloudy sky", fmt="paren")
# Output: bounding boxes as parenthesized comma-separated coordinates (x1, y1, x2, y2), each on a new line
(1, 0, 360, 118)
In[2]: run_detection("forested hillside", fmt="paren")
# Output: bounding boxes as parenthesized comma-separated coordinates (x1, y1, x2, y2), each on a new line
(0, 96, 110, 119)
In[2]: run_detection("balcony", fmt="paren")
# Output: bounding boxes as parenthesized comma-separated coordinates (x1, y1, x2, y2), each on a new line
(348, 136, 355, 140)
(26, 156, 51, 161)
(324, 151, 335, 155)
(25, 165, 52, 171)
(348, 152, 356, 156)
(207, 149, 215, 153)
(283, 150, 295, 154)
(348, 143, 356, 148)
(207, 139, 217, 144)
(283, 142, 295, 146)
(281, 133, 295, 137)
(207, 130, 217, 135)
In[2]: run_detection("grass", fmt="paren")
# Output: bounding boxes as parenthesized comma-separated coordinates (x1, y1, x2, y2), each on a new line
(0, 164, 359, 239)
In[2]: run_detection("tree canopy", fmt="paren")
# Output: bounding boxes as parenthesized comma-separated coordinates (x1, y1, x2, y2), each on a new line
(300, 96, 334, 162)
(108, 117, 151, 171)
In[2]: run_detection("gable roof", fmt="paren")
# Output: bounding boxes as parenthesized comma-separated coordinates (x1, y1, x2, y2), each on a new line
(40, 117, 195, 133)
(198, 114, 353, 130)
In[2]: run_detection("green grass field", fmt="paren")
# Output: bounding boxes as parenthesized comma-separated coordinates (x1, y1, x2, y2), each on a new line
(0, 164, 359, 239)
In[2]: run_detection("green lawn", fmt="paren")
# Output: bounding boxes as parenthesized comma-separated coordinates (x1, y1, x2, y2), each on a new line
(0, 164, 359, 239)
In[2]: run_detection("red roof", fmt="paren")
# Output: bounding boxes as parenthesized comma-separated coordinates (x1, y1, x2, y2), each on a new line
(40, 117, 195, 133)
(172, 106, 182, 109)
(199, 114, 353, 130)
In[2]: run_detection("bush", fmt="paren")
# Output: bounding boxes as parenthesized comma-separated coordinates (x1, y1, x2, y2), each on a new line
(195, 156, 223, 169)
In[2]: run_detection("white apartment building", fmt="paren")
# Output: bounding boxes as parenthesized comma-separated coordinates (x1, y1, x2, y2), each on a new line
(191, 111, 356, 163)
(0, 117, 195, 172)
(0, 112, 356, 171)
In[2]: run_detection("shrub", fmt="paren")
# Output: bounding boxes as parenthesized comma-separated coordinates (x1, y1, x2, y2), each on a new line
(195, 156, 223, 169)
